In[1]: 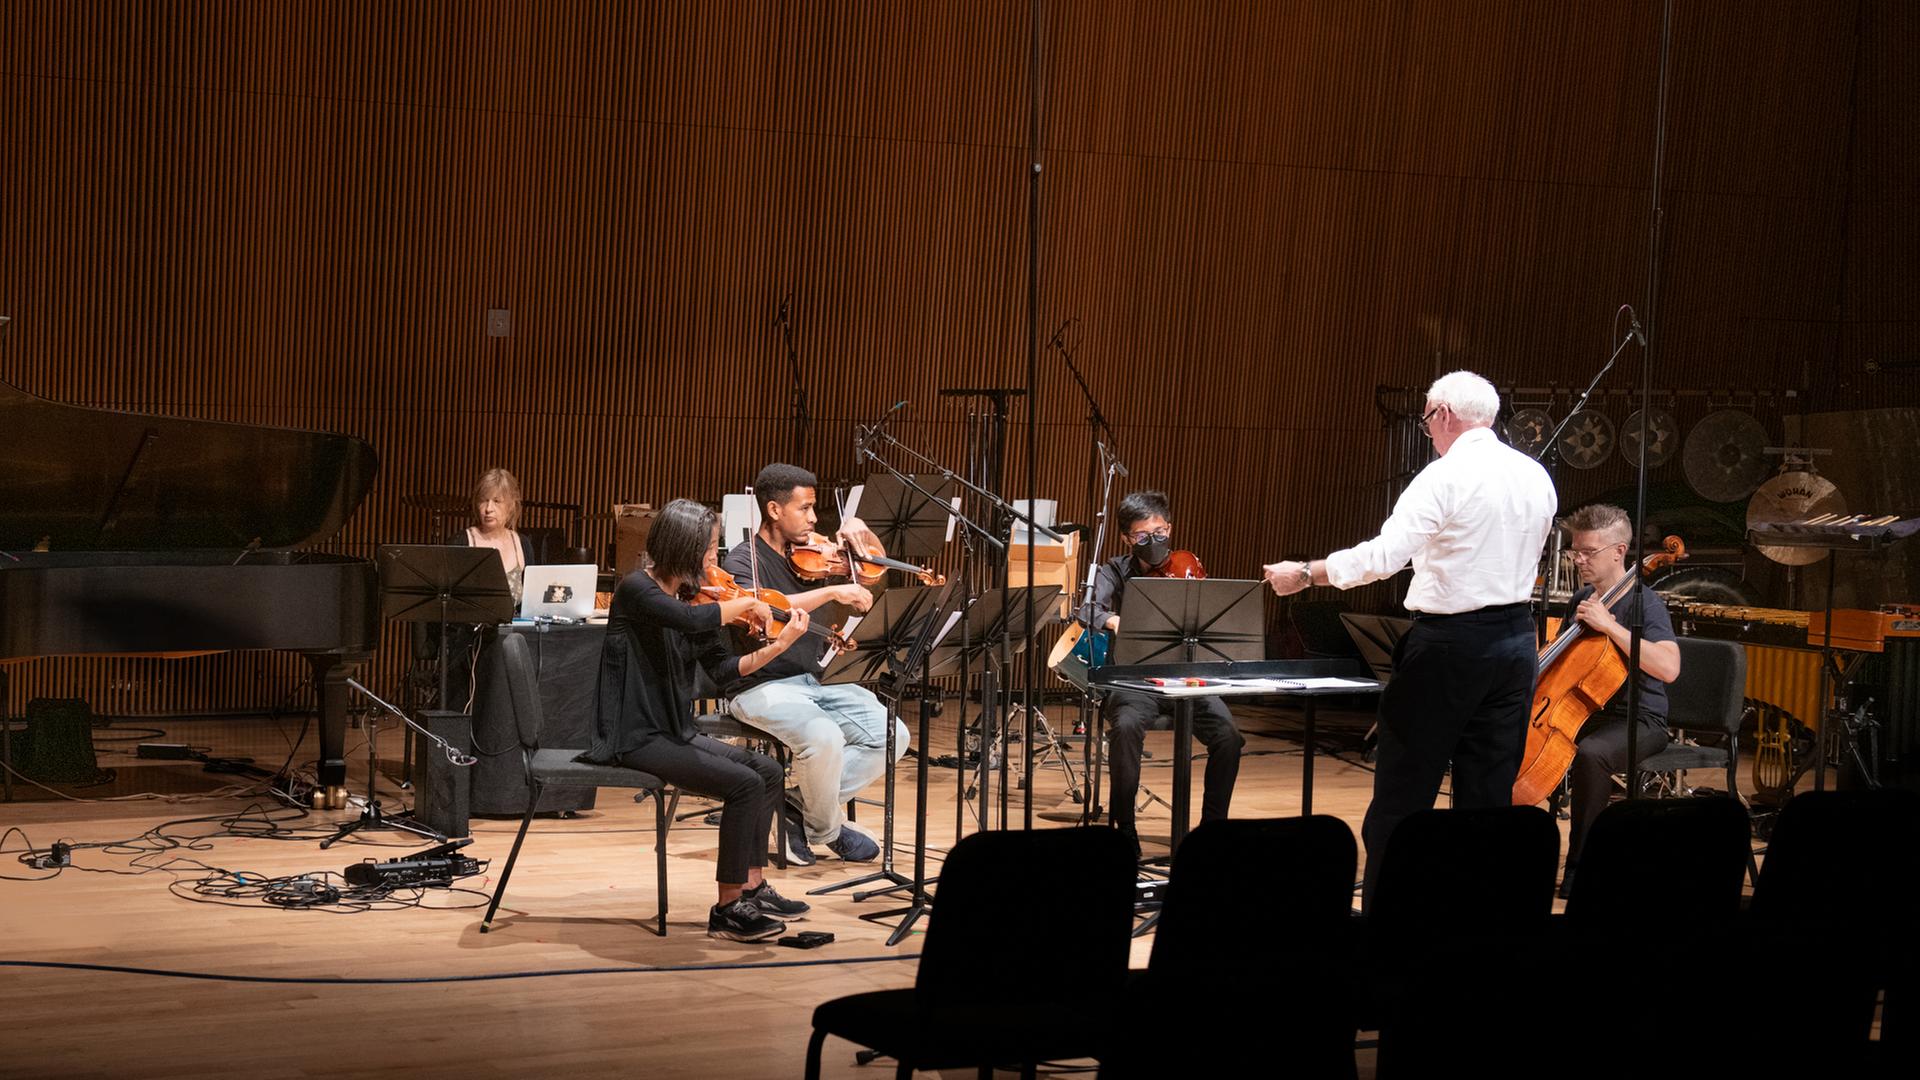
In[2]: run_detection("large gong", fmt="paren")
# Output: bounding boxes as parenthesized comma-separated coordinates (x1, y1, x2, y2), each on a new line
(1747, 471, 1846, 566)
(1684, 410, 1772, 501)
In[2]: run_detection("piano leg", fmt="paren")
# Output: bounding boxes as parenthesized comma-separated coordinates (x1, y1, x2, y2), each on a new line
(308, 653, 360, 808)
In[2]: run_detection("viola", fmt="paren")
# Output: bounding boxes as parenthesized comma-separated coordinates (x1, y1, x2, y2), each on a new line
(1511, 535, 1687, 806)
(691, 564, 857, 653)
(1145, 550, 1207, 579)
(787, 530, 946, 587)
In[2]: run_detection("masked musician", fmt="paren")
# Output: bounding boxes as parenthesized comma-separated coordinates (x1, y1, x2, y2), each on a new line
(1554, 502, 1681, 897)
(704, 463, 908, 866)
(1090, 490, 1244, 859)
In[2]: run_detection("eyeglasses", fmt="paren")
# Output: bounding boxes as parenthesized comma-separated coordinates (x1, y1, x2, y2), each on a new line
(1417, 405, 1444, 437)
(1568, 542, 1626, 562)
(1127, 528, 1171, 544)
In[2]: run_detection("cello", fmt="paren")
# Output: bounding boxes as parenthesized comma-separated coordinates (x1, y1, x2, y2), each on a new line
(1510, 535, 1687, 807)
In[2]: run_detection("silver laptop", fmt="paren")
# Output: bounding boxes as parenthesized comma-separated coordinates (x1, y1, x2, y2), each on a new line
(518, 564, 597, 622)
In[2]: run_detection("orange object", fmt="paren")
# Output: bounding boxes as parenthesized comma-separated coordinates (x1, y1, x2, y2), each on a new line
(1512, 536, 1687, 806)
(787, 530, 946, 586)
(692, 564, 856, 653)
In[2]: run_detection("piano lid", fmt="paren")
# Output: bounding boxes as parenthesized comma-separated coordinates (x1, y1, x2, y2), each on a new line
(0, 376, 378, 551)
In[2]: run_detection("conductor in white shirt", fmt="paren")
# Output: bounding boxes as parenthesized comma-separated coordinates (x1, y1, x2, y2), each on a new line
(1264, 371, 1557, 909)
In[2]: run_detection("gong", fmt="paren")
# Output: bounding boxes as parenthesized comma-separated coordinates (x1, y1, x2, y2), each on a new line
(1556, 409, 1615, 470)
(1747, 471, 1846, 566)
(1683, 410, 1772, 502)
(1621, 406, 1680, 469)
(1505, 408, 1554, 457)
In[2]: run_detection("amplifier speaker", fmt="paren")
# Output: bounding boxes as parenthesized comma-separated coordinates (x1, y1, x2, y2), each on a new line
(412, 710, 473, 838)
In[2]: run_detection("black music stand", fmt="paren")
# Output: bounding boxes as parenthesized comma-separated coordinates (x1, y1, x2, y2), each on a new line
(1108, 578, 1265, 852)
(812, 583, 957, 946)
(932, 585, 1063, 827)
(854, 472, 955, 560)
(325, 547, 513, 848)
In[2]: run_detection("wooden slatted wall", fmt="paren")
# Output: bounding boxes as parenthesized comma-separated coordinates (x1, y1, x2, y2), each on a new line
(1, 0, 1911, 716)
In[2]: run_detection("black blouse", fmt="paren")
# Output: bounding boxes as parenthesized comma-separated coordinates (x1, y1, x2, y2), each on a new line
(579, 570, 743, 763)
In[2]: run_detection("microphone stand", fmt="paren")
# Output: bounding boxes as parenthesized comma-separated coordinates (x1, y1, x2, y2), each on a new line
(859, 426, 1063, 833)
(1069, 445, 1127, 823)
(775, 293, 808, 463)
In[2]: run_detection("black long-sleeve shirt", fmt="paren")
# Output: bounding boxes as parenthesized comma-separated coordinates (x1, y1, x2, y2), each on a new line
(1088, 553, 1143, 631)
(580, 570, 742, 763)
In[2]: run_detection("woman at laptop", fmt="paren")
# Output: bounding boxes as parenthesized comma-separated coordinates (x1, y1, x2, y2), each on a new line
(455, 467, 530, 603)
(422, 468, 534, 711)
(580, 498, 814, 942)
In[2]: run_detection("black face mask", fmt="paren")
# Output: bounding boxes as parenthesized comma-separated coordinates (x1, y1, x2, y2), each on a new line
(1133, 535, 1171, 568)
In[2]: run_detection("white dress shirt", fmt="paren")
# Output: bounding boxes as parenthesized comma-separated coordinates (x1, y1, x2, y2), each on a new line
(1323, 426, 1557, 614)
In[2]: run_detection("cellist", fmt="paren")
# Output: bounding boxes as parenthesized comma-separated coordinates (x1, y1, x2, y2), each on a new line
(1555, 503, 1682, 898)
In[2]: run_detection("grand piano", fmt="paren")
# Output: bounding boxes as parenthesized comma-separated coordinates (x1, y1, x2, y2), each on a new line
(0, 375, 379, 800)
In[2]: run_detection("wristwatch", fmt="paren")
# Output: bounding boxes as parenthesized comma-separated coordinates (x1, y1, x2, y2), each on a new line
(1296, 562, 1313, 589)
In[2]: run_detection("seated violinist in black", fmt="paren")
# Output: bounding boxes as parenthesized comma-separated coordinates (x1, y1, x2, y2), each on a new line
(577, 498, 813, 942)
(1088, 490, 1244, 859)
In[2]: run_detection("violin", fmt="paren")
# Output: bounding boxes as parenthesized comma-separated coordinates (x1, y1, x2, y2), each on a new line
(691, 564, 857, 653)
(787, 530, 946, 587)
(1145, 550, 1207, 579)
(1511, 535, 1687, 806)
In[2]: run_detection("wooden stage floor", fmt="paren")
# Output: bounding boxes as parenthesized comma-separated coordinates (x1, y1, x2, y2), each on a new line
(0, 701, 1752, 1078)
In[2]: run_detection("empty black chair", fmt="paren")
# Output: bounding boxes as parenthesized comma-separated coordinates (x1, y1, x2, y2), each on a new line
(1559, 796, 1752, 1072)
(1566, 795, 1751, 927)
(1635, 637, 1747, 803)
(806, 826, 1136, 1079)
(1104, 816, 1360, 1079)
(1747, 788, 1920, 1073)
(1365, 806, 1560, 1077)
(480, 633, 673, 936)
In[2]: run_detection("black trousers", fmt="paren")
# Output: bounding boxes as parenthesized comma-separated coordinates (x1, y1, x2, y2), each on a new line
(1565, 714, 1669, 873)
(1105, 690, 1243, 834)
(619, 734, 781, 885)
(1361, 604, 1537, 909)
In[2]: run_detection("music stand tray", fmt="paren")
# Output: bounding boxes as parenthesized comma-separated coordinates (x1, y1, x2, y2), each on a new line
(378, 545, 516, 626)
(854, 473, 957, 559)
(1340, 612, 1412, 685)
(1110, 578, 1266, 667)
(820, 585, 955, 687)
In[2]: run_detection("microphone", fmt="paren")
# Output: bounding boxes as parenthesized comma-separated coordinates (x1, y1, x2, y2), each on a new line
(875, 399, 909, 428)
(1113, 460, 1130, 478)
(1626, 305, 1646, 347)
(774, 292, 793, 326)
(1047, 317, 1077, 350)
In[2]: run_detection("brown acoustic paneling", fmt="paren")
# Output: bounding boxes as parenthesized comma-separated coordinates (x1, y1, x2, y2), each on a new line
(1, 1, 1912, 715)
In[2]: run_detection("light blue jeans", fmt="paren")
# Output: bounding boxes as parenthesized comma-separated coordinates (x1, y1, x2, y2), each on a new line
(728, 674, 907, 846)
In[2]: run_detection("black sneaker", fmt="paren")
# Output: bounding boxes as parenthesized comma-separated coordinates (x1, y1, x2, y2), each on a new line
(743, 881, 811, 920)
(707, 897, 787, 942)
(778, 804, 816, 866)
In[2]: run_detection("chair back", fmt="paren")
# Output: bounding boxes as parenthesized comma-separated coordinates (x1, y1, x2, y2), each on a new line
(1566, 795, 1749, 928)
(1149, 815, 1356, 979)
(498, 632, 547, 751)
(1667, 637, 1746, 735)
(1371, 805, 1559, 942)
(917, 827, 1134, 1010)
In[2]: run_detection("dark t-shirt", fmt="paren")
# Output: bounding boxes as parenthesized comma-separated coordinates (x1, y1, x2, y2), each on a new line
(704, 534, 848, 695)
(580, 571, 741, 763)
(1565, 580, 1675, 725)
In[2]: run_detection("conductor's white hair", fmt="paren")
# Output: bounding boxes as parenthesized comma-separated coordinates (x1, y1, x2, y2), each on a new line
(1425, 371, 1500, 427)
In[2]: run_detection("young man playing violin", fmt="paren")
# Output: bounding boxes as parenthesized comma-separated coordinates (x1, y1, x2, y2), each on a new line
(702, 463, 909, 865)
(1090, 490, 1244, 859)
(1554, 502, 1681, 898)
